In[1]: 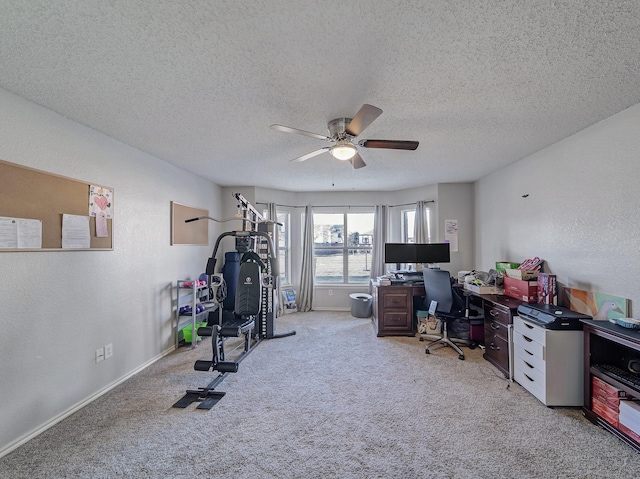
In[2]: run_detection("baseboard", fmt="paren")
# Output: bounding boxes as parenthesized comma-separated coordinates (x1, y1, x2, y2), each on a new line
(312, 307, 350, 312)
(0, 346, 175, 459)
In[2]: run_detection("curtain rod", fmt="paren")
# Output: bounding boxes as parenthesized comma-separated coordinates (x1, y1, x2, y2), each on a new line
(255, 200, 435, 208)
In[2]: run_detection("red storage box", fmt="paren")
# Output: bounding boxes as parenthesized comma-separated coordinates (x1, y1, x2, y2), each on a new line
(503, 276, 538, 302)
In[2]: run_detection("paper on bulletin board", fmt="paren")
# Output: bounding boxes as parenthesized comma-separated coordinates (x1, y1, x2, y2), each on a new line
(62, 214, 90, 249)
(89, 185, 113, 219)
(445, 219, 459, 252)
(0, 216, 43, 249)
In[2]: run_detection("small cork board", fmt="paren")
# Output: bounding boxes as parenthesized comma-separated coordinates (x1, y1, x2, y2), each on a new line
(171, 201, 208, 245)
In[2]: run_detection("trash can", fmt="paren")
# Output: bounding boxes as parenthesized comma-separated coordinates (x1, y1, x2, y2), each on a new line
(349, 293, 372, 318)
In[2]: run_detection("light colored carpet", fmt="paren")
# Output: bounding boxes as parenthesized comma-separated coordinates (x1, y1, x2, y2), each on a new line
(1, 311, 639, 478)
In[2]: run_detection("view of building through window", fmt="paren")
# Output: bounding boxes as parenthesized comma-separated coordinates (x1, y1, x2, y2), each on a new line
(313, 212, 374, 283)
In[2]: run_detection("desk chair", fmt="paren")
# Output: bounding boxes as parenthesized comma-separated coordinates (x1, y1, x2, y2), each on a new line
(420, 268, 472, 360)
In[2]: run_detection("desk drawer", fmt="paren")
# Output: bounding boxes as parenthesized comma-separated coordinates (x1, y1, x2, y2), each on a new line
(483, 302, 510, 325)
(485, 317, 508, 339)
(514, 367, 546, 403)
(513, 353, 544, 382)
(513, 330, 545, 360)
(381, 311, 411, 330)
(483, 330, 509, 368)
(514, 316, 546, 344)
(383, 292, 409, 309)
(514, 343, 545, 371)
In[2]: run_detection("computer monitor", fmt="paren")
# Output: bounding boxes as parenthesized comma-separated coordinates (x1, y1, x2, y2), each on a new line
(384, 242, 451, 266)
(415, 243, 450, 264)
(384, 243, 416, 264)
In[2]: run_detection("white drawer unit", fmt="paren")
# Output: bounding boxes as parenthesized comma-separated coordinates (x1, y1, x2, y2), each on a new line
(513, 316, 584, 407)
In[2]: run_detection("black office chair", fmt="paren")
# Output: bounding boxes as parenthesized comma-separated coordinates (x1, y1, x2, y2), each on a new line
(420, 268, 472, 360)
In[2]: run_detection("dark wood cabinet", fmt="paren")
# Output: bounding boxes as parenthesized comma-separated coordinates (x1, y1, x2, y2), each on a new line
(371, 282, 424, 337)
(478, 294, 525, 378)
(582, 319, 640, 452)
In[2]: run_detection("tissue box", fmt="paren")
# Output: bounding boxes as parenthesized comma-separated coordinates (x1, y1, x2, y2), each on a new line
(503, 276, 537, 302)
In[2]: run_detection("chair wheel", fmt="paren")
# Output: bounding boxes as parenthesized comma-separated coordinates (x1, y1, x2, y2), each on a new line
(425, 349, 430, 354)
(458, 354, 465, 360)
(419, 337, 424, 342)
(468, 342, 477, 350)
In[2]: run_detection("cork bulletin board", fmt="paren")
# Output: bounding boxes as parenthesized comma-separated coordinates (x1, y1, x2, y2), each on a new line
(171, 201, 208, 245)
(0, 159, 113, 250)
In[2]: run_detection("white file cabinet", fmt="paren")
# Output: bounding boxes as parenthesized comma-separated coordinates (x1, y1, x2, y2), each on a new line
(513, 316, 583, 407)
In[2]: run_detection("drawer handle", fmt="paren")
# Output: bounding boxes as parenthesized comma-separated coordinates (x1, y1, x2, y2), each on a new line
(524, 349, 533, 356)
(524, 361, 534, 369)
(490, 310, 499, 317)
(522, 336, 533, 342)
(524, 323, 534, 330)
(490, 322, 500, 330)
(523, 373, 534, 382)
(489, 343, 500, 351)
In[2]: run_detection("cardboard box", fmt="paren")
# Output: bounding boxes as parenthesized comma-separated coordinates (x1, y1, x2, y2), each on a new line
(504, 268, 539, 280)
(464, 283, 503, 295)
(495, 261, 520, 272)
(503, 276, 537, 302)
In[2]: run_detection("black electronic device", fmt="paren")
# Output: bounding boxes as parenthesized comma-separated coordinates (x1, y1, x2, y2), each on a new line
(517, 304, 591, 330)
(384, 242, 451, 265)
(415, 243, 450, 264)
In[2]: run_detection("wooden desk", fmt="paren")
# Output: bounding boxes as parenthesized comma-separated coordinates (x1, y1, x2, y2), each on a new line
(472, 293, 525, 378)
(371, 281, 425, 337)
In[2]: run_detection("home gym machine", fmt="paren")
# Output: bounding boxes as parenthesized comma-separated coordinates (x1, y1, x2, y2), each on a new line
(173, 193, 295, 409)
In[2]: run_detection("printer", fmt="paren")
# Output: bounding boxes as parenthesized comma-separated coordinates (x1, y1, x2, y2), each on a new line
(517, 303, 591, 330)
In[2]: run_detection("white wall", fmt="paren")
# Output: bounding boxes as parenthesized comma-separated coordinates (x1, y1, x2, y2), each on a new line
(475, 103, 640, 312)
(436, 183, 475, 275)
(0, 89, 222, 456)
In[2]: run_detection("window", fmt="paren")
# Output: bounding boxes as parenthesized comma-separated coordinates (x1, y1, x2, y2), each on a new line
(313, 211, 374, 283)
(402, 207, 431, 243)
(402, 209, 415, 243)
(263, 209, 291, 285)
(276, 211, 290, 285)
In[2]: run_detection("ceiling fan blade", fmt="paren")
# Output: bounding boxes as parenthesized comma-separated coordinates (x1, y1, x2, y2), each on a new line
(358, 139, 419, 150)
(289, 147, 331, 163)
(345, 104, 383, 137)
(350, 152, 366, 169)
(271, 124, 331, 141)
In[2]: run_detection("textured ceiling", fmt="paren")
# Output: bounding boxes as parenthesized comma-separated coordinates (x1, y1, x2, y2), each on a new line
(1, 1, 639, 192)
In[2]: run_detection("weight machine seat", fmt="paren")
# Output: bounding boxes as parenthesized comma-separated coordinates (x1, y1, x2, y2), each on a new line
(219, 316, 255, 337)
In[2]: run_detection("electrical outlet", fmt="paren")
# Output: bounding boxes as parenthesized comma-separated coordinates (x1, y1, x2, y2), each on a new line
(328, 289, 333, 296)
(96, 347, 104, 363)
(105, 343, 113, 359)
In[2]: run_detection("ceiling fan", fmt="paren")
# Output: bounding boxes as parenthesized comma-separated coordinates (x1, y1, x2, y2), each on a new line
(270, 104, 419, 169)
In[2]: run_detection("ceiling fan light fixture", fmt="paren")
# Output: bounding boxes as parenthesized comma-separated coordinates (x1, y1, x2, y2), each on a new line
(330, 142, 357, 160)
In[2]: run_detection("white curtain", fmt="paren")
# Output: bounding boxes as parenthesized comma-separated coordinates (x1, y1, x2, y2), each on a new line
(369, 204, 389, 290)
(266, 203, 284, 317)
(297, 205, 314, 312)
(414, 200, 428, 244)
